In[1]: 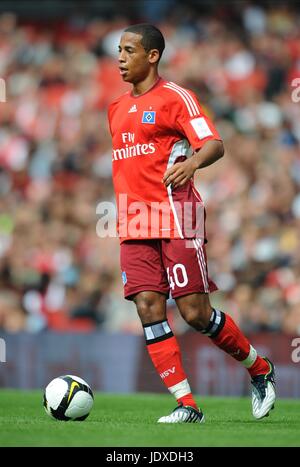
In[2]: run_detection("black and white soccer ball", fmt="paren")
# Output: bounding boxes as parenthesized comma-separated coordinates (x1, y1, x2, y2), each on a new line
(43, 375, 94, 421)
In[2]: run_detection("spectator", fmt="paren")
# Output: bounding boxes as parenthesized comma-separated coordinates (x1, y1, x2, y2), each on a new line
(0, 4, 299, 335)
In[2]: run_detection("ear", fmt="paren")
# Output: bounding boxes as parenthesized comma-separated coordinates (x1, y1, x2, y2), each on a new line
(148, 49, 160, 64)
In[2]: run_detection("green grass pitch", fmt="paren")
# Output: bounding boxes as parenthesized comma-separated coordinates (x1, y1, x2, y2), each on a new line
(0, 390, 299, 447)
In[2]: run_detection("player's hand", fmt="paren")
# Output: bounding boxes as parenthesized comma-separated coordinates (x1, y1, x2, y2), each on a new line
(163, 158, 198, 189)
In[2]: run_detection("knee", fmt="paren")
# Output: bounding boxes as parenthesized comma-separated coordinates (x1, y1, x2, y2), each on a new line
(133, 292, 166, 324)
(176, 294, 212, 331)
(135, 295, 155, 318)
(183, 306, 210, 330)
(176, 296, 212, 331)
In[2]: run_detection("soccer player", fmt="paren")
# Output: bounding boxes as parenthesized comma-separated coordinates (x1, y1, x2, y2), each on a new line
(108, 23, 276, 423)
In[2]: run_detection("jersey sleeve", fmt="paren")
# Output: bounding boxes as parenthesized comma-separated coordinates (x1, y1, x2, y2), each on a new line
(167, 87, 222, 150)
(107, 103, 115, 137)
(107, 94, 126, 137)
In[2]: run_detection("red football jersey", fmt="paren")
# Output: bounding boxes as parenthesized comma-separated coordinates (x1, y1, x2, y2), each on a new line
(108, 78, 222, 242)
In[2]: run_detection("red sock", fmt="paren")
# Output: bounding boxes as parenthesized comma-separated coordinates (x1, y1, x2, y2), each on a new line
(177, 393, 198, 408)
(210, 313, 269, 377)
(247, 355, 270, 377)
(146, 334, 198, 410)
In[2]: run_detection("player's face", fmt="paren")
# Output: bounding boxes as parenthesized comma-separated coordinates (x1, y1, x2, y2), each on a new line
(118, 32, 153, 84)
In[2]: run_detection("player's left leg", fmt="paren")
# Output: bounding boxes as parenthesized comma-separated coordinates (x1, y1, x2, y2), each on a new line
(162, 238, 276, 420)
(176, 292, 276, 419)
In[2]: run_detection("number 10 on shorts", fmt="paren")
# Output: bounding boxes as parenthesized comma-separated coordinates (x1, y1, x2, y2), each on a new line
(167, 264, 189, 290)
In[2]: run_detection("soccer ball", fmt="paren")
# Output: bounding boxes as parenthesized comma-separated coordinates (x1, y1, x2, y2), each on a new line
(43, 375, 94, 421)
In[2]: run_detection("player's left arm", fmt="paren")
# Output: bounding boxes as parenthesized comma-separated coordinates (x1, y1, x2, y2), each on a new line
(163, 139, 224, 188)
(162, 88, 224, 189)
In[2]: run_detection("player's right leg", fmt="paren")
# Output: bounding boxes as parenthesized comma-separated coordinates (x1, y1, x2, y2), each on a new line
(120, 239, 204, 423)
(133, 290, 204, 424)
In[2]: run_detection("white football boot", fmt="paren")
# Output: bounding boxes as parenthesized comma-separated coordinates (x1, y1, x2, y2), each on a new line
(251, 357, 276, 420)
(158, 404, 205, 424)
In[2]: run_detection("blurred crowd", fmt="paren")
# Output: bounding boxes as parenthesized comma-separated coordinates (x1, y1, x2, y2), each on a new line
(0, 1, 300, 335)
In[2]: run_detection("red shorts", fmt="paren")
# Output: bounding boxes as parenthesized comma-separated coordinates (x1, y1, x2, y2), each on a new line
(120, 238, 218, 300)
